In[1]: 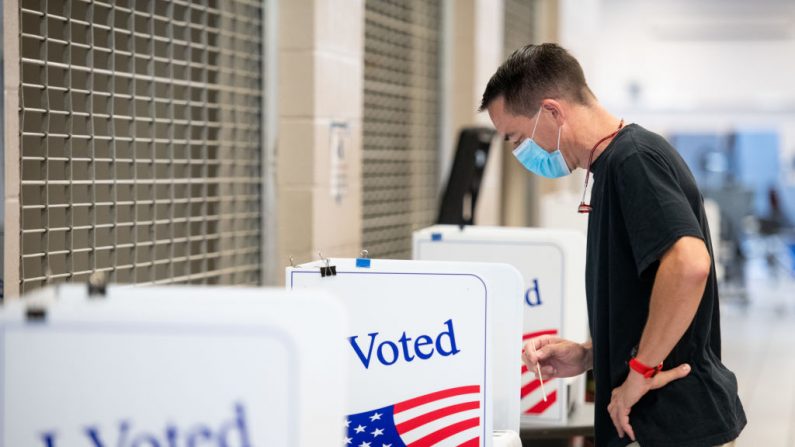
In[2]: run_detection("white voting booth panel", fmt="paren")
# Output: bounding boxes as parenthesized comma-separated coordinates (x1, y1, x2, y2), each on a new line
(1, 285, 348, 447)
(492, 431, 522, 447)
(413, 225, 589, 426)
(287, 258, 524, 447)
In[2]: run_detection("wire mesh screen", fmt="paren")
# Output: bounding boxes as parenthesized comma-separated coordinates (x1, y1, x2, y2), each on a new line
(362, 0, 442, 260)
(17, 0, 264, 293)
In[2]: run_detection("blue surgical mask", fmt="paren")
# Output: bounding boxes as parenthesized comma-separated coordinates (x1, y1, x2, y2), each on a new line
(512, 108, 571, 178)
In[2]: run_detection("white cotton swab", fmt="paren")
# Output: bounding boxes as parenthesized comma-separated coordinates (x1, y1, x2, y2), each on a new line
(529, 341, 548, 402)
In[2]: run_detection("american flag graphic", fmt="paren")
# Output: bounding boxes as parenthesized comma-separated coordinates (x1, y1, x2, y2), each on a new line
(522, 329, 558, 415)
(344, 385, 483, 447)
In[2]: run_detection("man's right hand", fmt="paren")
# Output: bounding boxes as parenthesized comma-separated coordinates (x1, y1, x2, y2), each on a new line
(522, 336, 593, 380)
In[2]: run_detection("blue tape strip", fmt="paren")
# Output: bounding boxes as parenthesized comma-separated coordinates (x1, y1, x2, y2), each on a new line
(431, 233, 443, 241)
(355, 258, 371, 268)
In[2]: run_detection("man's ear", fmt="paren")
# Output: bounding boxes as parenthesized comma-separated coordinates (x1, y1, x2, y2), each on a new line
(541, 99, 566, 126)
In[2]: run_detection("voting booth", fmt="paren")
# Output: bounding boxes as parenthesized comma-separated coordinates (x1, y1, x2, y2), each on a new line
(492, 430, 522, 447)
(287, 258, 524, 447)
(413, 225, 589, 426)
(0, 285, 348, 447)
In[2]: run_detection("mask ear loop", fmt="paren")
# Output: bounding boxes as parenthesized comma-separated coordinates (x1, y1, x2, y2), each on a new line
(555, 125, 571, 176)
(529, 105, 543, 140)
(556, 126, 561, 151)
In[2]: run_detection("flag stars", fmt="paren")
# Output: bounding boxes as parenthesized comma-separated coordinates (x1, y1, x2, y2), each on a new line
(344, 436, 352, 445)
(382, 444, 392, 447)
(354, 424, 367, 434)
(371, 428, 384, 438)
(345, 419, 351, 428)
(369, 412, 382, 422)
(358, 442, 371, 447)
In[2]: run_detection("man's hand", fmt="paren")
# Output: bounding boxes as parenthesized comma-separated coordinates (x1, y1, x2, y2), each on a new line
(608, 363, 692, 441)
(522, 336, 592, 380)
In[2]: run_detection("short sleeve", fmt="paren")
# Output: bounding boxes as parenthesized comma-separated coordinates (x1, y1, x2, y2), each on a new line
(616, 151, 704, 275)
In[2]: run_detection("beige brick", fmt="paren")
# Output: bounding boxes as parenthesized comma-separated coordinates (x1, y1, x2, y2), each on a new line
(279, 0, 315, 51)
(314, 52, 362, 119)
(278, 118, 317, 187)
(315, 0, 364, 58)
(312, 119, 331, 187)
(278, 50, 315, 118)
(312, 184, 361, 253)
(276, 0, 366, 281)
(277, 187, 314, 256)
(322, 243, 361, 260)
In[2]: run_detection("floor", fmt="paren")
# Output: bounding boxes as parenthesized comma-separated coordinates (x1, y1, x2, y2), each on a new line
(721, 255, 795, 447)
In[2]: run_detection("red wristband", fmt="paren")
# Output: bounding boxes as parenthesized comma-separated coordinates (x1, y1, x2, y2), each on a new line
(629, 357, 663, 378)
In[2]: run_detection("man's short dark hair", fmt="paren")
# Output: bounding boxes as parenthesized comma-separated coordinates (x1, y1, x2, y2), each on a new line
(478, 43, 595, 115)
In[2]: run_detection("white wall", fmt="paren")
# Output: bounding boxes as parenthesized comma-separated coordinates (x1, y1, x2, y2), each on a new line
(558, 0, 795, 188)
(561, 0, 795, 110)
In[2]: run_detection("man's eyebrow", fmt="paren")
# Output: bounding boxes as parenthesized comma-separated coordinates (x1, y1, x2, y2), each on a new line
(503, 134, 512, 142)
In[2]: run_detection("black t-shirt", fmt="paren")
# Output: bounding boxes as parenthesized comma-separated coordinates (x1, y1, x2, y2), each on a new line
(585, 124, 746, 447)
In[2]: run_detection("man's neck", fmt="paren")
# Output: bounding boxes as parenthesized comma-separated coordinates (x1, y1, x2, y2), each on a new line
(567, 104, 622, 170)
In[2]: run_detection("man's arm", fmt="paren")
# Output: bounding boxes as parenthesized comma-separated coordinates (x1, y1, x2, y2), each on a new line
(580, 340, 593, 371)
(634, 235, 711, 367)
(607, 235, 710, 441)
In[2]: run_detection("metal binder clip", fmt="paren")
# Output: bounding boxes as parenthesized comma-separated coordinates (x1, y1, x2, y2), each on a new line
(26, 306, 47, 322)
(289, 256, 308, 270)
(318, 251, 337, 277)
(88, 271, 107, 298)
(356, 249, 371, 268)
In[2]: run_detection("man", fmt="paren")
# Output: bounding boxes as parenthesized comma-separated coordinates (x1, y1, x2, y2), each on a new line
(480, 43, 746, 446)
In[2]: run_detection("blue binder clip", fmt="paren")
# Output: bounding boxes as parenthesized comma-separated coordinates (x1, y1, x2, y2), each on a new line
(356, 250, 371, 268)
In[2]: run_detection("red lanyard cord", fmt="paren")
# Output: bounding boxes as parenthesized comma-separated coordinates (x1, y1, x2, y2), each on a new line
(578, 119, 624, 214)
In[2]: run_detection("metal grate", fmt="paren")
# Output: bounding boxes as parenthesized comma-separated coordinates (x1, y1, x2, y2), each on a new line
(16, 0, 265, 293)
(362, 0, 442, 260)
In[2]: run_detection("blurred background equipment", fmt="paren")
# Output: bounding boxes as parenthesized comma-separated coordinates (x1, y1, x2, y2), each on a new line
(671, 129, 795, 301)
(437, 127, 496, 226)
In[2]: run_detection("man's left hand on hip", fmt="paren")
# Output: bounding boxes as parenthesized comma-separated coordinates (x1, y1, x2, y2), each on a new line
(608, 363, 692, 441)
